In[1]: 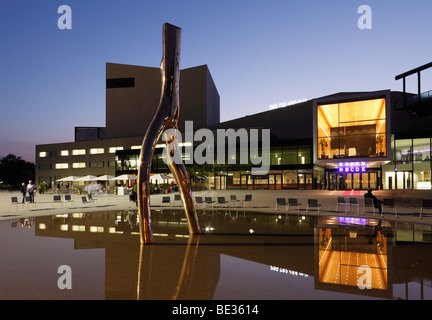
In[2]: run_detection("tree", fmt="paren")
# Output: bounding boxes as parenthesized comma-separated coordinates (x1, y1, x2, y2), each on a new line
(0, 154, 35, 187)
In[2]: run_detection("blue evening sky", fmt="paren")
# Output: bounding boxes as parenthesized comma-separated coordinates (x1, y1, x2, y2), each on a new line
(1, 0, 432, 162)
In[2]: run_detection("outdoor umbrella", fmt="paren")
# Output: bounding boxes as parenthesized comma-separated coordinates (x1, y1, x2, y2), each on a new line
(150, 173, 170, 184)
(110, 174, 137, 181)
(91, 175, 115, 181)
(76, 175, 98, 181)
(56, 176, 79, 182)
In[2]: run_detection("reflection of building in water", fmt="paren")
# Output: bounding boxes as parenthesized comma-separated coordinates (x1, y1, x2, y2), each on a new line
(315, 216, 393, 298)
(31, 210, 432, 299)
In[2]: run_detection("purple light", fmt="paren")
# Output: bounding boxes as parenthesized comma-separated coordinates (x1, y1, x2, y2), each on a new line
(338, 217, 368, 226)
(338, 162, 367, 173)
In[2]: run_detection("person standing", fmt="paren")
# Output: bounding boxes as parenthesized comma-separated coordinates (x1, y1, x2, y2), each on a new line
(27, 180, 36, 203)
(20, 182, 26, 203)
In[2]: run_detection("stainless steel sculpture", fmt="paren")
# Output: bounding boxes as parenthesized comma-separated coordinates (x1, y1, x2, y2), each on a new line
(137, 23, 201, 244)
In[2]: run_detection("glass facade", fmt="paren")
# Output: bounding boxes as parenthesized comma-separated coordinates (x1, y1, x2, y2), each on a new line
(114, 144, 314, 190)
(383, 137, 432, 190)
(317, 98, 387, 160)
(37, 93, 431, 191)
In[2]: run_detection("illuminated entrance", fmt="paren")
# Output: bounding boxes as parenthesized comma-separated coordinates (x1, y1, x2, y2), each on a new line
(316, 98, 387, 160)
(327, 169, 380, 190)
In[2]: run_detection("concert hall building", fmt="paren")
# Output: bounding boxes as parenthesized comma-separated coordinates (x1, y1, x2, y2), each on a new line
(36, 62, 432, 191)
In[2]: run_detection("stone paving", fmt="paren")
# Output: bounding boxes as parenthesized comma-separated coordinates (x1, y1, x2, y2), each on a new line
(1, 188, 432, 225)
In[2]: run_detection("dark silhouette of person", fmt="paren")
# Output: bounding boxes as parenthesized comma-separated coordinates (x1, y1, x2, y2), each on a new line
(20, 182, 26, 203)
(364, 188, 382, 215)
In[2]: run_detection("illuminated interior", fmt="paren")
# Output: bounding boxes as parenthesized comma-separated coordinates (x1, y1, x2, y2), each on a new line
(318, 228, 388, 290)
(317, 98, 386, 159)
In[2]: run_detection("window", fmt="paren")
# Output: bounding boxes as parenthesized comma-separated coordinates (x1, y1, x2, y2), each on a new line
(413, 138, 431, 190)
(89, 226, 104, 233)
(72, 149, 86, 155)
(270, 148, 282, 165)
(55, 163, 69, 169)
(39, 151, 49, 158)
(72, 225, 85, 232)
(395, 139, 412, 164)
(72, 162, 86, 168)
(89, 161, 104, 168)
(90, 148, 104, 154)
(108, 161, 116, 167)
(317, 98, 386, 159)
(131, 145, 141, 150)
(282, 146, 297, 165)
(109, 146, 124, 153)
(298, 145, 311, 164)
(106, 77, 135, 89)
(39, 164, 52, 170)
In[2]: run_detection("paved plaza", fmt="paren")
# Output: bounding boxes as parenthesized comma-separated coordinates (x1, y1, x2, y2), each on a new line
(1, 188, 432, 225)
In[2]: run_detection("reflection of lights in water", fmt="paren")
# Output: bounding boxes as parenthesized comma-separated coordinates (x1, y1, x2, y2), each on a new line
(270, 265, 309, 278)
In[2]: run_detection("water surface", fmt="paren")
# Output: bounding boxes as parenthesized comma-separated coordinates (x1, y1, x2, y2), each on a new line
(1, 208, 432, 300)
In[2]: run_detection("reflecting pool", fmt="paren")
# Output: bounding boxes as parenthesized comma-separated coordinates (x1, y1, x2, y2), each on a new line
(1, 208, 432, 300)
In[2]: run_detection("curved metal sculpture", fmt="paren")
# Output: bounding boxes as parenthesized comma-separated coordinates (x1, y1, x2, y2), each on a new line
(137, 23, 201, 244)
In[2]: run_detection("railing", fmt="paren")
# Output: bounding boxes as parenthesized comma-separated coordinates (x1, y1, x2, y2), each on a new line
(395, 90, 432, 110)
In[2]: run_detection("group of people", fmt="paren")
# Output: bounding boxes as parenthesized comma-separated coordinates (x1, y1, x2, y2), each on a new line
(19, 180, 36, 204)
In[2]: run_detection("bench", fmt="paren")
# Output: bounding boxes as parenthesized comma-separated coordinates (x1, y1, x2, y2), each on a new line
(275, 198, 288, 211)
(53, 195, 63, 208)
(243, 194, 252, 208)
(382, 199, 397, 218)
(288, 198, 302, 211)
(217, 197, 229, 208)
(336, 197, 349, 213)
(306, 199, 322, 213)
(64, 194, 75, 208)
(11, 197, 25, 211)
(81, 196, 94, 207)
(362, 197, 375, 215)
(161, 196, 171, 207)
(420, 199, 432, 219)
(348, 197, 361, 215)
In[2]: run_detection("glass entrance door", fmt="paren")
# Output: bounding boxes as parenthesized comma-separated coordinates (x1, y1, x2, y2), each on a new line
(269, 174, 282, 190)
(367, 172, 378, 189)
(299, 173, 313, 189)
(396, 171, 413, 189)
(353, 173, 361, 189)
(240, 174, 252, 189)
(332, 171, 379, 190)
(215, 175, 227, 190)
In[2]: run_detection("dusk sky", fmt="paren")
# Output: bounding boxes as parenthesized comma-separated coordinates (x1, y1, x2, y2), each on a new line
(1, 0, 432, 162)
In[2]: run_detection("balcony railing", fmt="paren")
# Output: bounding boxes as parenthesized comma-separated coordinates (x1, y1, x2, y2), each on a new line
(395, 89, 432, 110)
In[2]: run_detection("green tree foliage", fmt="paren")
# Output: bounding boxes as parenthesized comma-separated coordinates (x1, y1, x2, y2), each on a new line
(0, 154, 35, 186)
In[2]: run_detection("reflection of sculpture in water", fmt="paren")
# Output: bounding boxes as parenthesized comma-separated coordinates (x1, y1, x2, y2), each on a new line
(137, 234, 201, 300)
(137, 23, 200, 244)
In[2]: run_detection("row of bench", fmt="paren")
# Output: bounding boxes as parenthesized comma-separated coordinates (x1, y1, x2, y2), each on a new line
(10, 194, 96, 210)
(148, 194, 254, 208)
(275, 198, 322, 213)
(275, 196, 432, 219)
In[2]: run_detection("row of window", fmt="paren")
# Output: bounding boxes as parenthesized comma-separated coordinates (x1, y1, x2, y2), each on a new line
(39, 223, 120, 234)
(39, 161, 116, 170)
(38, 146, 143, 158)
